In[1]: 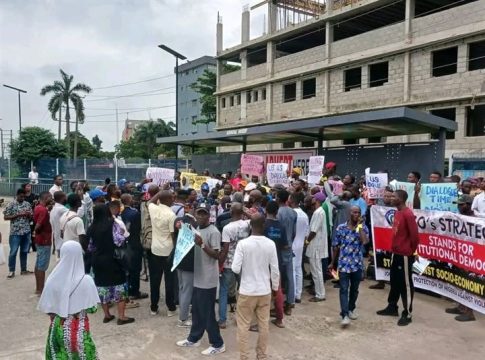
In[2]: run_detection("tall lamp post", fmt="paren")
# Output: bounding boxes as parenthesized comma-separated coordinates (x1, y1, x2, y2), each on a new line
(3, 84, 27, 132)
(157, 44, 186, 171)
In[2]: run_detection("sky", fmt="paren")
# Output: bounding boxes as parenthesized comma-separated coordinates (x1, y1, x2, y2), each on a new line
(0, 0, 266, 152)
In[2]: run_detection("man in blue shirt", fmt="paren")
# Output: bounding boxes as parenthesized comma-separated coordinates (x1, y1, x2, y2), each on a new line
(329, 206, 369, 327)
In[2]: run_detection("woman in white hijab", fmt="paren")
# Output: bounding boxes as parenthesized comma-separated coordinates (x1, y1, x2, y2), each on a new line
(38, 240, 100, 360)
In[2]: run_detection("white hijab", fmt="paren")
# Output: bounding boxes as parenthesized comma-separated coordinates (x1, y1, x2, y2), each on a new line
(38, 241, 100, 317)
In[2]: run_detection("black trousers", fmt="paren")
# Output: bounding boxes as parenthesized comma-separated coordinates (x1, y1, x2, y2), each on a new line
(388, 254, 415, 316)
(148, 251, 176, 312)
(188, 287, 224, 348)
(128, 246, 143, 297)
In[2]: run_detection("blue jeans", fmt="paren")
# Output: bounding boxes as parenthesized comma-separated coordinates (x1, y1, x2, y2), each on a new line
(339, 270, 362, 318)
(219, 268, 236, 323)
(281, 250, 295, 305)
(8, 233, 31, 272)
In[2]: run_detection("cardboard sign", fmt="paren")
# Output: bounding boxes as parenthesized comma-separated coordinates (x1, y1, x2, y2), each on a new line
(171, 224, 195, 272)
(365, 173, 388, 199)
(420, 183, 458, 212)
(389, 180, 415, 208)
(146, 167, 175, 186)
(181, 172, 210, 190)
(307, 156, 325, 185)
(253, 150, 316, 175)
(241, 154, 264, 176)
(267, 163, 289, 187)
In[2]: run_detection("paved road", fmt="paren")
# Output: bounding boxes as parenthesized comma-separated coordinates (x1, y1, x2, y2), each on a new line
(0, 213, 484, 360)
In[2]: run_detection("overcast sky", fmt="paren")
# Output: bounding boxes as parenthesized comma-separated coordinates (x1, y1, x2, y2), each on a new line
(0, 0, 266, 152)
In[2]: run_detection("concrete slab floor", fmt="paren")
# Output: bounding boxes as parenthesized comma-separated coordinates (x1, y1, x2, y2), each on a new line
(0, 215, 484, 360)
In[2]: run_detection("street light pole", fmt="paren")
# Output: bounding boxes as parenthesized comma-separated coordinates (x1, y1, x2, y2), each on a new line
(3, 84, 27, 132)
(157, 44, 187, 172)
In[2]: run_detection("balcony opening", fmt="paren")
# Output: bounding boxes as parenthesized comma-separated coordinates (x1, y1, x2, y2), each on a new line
(344, 67, 362, 92)
(343, 139, 358, 145)
(333, 1, 405, 41)
(415, 0, 478, 17)
(275, 26, 325, 58)
(368, 137, 384, 143)
(283, 82, 297, 103)
(369, 62, 389, 88)
(432, 47, 458, 77)
(468, 40, 485, 71)
(302, 78, 316, 99)
(247, 45, 267, 67)
(262, 88, 267, 101)
(430, 108, 456, 140)
(466, 105, 485, 137)
(220, 55, 241, 74)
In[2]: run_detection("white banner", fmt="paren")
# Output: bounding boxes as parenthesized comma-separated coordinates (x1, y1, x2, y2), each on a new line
(307, 156, 325, 185)
(267, 163, 289, 187)
(146, 167, 175, 186)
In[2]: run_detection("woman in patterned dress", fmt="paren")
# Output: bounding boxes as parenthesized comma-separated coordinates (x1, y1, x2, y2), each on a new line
(89, 202, 134, 325)
(38, 241, 100, 359)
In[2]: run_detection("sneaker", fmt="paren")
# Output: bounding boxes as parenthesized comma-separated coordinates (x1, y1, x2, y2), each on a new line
(177, 319, 192, 328)
(376, 306, 399, 317)
(218, 321, 226, 329)
(341, 316, 351, 326)
(167, 310, 177, 317)
(455, 313, 475, 322)
(201, 345, 226, 355)
(445, 306, 462, 315)
(295, 298, 301, 304)
(20, 270, 33, 275)
(150, 309, 159, 316)
(7, 272, 14, 279)
(348, 310, 358, 320)
(176, 339, 201, 348)
(397, 314, 412, 326)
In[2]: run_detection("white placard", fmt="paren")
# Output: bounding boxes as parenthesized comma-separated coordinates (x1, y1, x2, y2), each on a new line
(307, 156, 325, 185)
(267, 163, 289, 187)
(365, 173, 388, 199)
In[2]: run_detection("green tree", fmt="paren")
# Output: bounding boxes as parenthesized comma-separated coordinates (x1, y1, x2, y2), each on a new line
(11, 127, 67, 170)
(40, 69, 91, 158)
(116, 119, 177, 158)
(92, 135, 102, 152)
(64, 132, 99, 159)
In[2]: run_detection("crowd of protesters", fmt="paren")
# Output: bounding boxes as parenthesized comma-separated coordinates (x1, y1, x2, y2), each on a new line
(1, 164, 484, 359)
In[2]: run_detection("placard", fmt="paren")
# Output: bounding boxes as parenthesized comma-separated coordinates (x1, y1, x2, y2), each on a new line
(241, 154, 264, 176)
(307, 156, 325, 185)
(420, 183, 458, 212)
(389, 180, 416, 208)
(365, 173, 388, 199)
(267, 163, 289, 187)
(171, 224, 195, 272)
(180, 172, 210, 191)
(146, 167, 175, 186)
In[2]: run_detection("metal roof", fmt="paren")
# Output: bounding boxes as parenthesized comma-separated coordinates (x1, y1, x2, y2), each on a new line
(156, 107, 457, 147)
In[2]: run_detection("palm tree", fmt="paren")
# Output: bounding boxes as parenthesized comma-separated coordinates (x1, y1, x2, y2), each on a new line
(40, 69, 91, 158)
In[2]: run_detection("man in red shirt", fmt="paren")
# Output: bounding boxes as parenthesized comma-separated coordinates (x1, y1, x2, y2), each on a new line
(33, 191, 53, 295)
(377, 189, 419, 326)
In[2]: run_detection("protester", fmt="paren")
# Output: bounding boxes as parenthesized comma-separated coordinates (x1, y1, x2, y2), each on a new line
(218, 203, 250, 329)
(232, 213, 280, 360)
(275, 189, 296, 314)
(59, 194, 87, 246)
(49, 175, 64, 196)
(176, 203, 225, 356)
(38, 241, 100, 360)
(306, 192, 328, 302)
(77, 181, 93, 231)
(172, 189, 187, 217)
(349, 185, 367, 217)
(33, 191, 53, 295)
(471, 178, 485, 217)
(22, 183, 38, 252)
(330, 206, 369, 326)
(289, 193, 309, 304)
(4, 188, 33, 279)
(50, 191, 68, 258)
(28, 166, 39, 185)
(429, 170, 442, 183)
(148, 190, 177, 316)
(120, 194, 147, 302)
(377, 189, 419, 326)
(90, 203, 134, 325)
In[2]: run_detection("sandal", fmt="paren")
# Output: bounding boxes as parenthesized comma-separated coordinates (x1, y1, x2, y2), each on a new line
(103, 315, 115, 323)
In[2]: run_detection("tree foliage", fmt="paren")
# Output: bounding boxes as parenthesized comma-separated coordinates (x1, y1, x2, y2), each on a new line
(63, 132, 100, 158)
(91, 135, 102, 152)
(116, 119, 177, 159)
(11, 127, 68, 166)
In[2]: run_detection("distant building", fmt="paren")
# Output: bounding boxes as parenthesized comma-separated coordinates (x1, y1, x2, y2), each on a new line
(177, 56, 217, 138)
(122, 119, 149, 141)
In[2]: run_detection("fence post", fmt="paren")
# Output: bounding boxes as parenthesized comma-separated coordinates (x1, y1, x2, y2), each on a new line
(83, 158, 87, 180)
(56, 158, 59, 175)
(114, 154, 118, 183)
(8, 157, 11, 184)
(148, 159, 151, 168)
(30, 160, 33, 171)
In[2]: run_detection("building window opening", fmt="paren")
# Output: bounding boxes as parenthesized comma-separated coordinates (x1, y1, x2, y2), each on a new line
(221, 97, 226, 108)
(343, 139, 358, 145)
(247, 46, 267, 67)
(430, 108, 456, 140)
(468, 40, 485, 71)
(302, 78, 316, 99)
(344, 67, 362, 92)
(369, 62, 389, 87)
(432, 47, 458, 77)
(253, 90, 259, 102)
(262, 88, 266, 100)
(466, 105, 485, 137)
(275, 27, 325, 58)
(246, 91, 252, 104)
(236, 93, 241, 105)
(283, 83, 297, 103)
(230, 96, 234, 107)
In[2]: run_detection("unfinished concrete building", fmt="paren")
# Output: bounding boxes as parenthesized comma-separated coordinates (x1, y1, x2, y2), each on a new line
(215, 0, 485, 159)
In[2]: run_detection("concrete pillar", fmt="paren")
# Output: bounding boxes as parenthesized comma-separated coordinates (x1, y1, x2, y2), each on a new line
(240, 50, 247, 80)
(361, 65, 369, 89)
(325, 21, 333, 63)
(267, 41, 274, 76)
(324, 71, 330, 113)
(268, 1, 278, 34)
(241, 6, 250, 44)
(403, 51, 411, 102)
(241, 89, 247, 122)
(296, 80, 302, 101)
(405, 0, 415, 42)
(266, 83, 273, 122)
(216, 59, 223, 91)
(457, 44, 468, 73)
(216, 13, 223, 54)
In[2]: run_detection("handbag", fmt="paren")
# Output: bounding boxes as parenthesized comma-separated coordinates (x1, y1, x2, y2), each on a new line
(0, 244, 6, 265)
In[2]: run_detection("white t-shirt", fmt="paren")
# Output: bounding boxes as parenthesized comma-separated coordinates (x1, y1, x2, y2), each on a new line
(50, 203, 69, 250)
(221, 219, 250, 268)
(306, 206, 328, 259)
(49, 184, 63, 196)
(60, 211, 85, 244)
(293, 207, 310, 252)
(28, 171, 39, 184)
(472, 192, 485, 218)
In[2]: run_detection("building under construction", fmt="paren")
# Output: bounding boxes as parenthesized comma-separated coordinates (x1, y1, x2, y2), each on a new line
(212, 0, 485, 159)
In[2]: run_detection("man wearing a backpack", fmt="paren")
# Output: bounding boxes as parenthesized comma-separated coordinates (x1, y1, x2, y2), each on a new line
(59, 194, 87, 249)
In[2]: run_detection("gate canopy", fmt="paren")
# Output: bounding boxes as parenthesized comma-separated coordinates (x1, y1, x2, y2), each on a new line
(156, 107, 457, 147)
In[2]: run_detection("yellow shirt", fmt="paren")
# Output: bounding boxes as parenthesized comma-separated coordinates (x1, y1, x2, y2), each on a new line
(148, 203, 176, 256)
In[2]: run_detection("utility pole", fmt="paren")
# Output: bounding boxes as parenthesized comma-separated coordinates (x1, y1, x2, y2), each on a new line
(0, 129, 4, 159)
(3, 84, 27, 132)
(116, 105, 120, 148)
